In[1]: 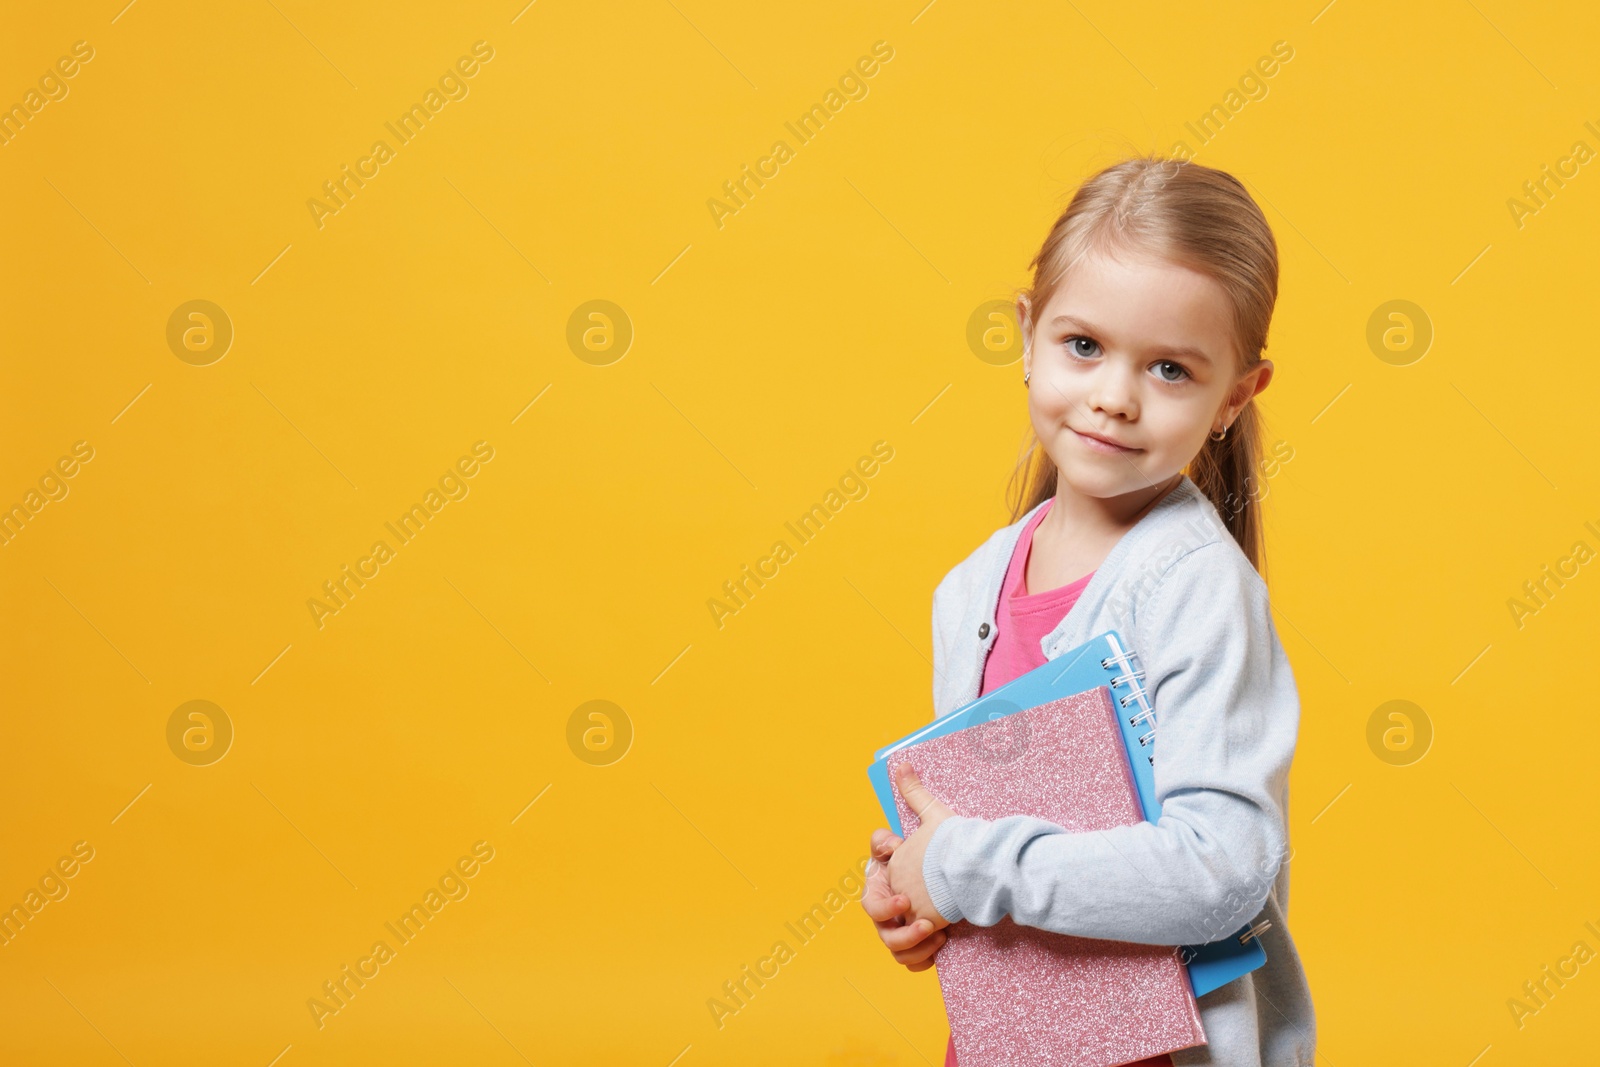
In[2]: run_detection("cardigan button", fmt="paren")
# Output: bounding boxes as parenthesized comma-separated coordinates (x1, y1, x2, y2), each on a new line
(978, 623, 990, 639)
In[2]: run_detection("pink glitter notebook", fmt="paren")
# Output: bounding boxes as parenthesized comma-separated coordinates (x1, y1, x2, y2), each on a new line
(889, 686, 1206, 1067)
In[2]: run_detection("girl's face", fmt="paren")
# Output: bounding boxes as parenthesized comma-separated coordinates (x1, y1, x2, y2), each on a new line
(1019, 250, 1272, 504)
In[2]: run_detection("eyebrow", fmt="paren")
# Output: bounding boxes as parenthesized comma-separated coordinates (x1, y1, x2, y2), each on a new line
(1048, 314, 1214, 366)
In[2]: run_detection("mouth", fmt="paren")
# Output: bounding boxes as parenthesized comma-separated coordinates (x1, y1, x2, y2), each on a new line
(1071, 427, 1140, 454)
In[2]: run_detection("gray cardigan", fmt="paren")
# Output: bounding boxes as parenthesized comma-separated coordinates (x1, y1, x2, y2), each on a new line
(922, 476, 1316, 1066)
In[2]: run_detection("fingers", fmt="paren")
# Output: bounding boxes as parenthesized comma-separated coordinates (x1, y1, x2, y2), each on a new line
(876, 916, 937, 953)
(894, 761, 937, 818)
(870, 828, 903, 861)
(892, 927, 947, 966)
(860, 873, 911, 923)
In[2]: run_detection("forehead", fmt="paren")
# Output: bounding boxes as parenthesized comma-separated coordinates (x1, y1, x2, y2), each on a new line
(1041, 251, 1237, 364)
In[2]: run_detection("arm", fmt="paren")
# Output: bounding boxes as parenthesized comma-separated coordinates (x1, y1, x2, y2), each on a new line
(921, 541, 1300, 946)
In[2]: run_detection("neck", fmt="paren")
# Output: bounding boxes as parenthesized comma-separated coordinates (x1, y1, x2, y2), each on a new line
(1043, 473, 1182, 541)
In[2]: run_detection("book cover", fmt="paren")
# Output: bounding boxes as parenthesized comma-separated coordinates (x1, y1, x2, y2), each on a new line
(889, 686, 1206, 1067)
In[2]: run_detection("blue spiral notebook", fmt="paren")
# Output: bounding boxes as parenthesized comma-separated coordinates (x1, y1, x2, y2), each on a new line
(867, 630, 1268, 998)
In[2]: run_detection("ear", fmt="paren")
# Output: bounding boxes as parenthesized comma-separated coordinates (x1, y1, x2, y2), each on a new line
(1016, 295, 1034, 373)
(1246, 358, 1274, 399)
(1225, 359, 1273, 421)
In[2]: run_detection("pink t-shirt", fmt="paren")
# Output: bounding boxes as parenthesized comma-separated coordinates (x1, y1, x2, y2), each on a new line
(979, 497, 1094, 696)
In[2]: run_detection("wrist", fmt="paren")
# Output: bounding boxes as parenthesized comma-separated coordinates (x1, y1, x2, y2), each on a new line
(922, 816, 969, 925)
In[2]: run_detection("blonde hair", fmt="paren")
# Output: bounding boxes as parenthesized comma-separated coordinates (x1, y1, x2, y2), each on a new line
(1005, 155, 1280, 574)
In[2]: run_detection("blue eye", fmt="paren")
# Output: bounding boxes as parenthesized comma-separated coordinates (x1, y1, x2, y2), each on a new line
(1063, 337, 1191, 383)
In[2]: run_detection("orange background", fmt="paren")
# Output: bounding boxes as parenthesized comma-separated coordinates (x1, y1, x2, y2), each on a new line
(2, 2, 1599, 1064)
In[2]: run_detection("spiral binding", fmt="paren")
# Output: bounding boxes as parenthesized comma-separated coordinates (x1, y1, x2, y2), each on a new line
(1102, 637, 1156, 766)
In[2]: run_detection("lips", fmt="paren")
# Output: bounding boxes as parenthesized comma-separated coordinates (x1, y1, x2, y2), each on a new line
(1071, 427, 1139, 452)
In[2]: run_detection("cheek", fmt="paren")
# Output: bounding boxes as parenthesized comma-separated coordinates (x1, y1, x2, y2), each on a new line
(1027, 386, 1071, 438)
(1029, 364, 1082, 418)
(1142, 399, 1213, 454)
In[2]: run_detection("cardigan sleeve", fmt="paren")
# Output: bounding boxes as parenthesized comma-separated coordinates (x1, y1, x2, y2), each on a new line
(921, 540, 1300, 946)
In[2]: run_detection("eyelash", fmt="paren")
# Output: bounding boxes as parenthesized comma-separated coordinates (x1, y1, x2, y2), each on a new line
(1061, 336, 1191, 384)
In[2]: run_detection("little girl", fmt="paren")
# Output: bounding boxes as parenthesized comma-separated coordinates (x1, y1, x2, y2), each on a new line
(861, 157, 1315, 1066)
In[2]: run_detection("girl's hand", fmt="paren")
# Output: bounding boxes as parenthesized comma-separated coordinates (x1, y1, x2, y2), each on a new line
(884, 762, 956, 931)
(861, 827, 947, 970)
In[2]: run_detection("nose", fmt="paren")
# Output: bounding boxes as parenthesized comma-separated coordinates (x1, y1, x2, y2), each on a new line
(1087, 357, 1140, 420)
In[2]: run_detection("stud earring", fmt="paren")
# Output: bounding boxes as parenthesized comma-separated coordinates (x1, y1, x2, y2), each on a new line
(1024, 371, 1031, 385)
(1210, 424, 1228, 441)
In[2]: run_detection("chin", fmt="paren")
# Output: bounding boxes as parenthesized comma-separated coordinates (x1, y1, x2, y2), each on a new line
(1054, 463, 1138, 500)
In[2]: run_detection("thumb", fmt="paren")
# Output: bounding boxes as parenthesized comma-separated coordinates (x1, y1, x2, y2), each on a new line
(895, 761, 945, 819)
